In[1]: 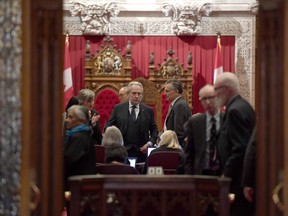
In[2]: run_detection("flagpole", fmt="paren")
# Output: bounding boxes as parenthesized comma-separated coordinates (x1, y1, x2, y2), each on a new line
(63, 32, 74, 110)
(213, 32, 223, 84)
(65, 32, 69, 46)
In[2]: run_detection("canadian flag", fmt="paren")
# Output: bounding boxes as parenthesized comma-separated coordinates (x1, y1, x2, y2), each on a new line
(213, 35, 223, 84)
(63, 34, 74, 110)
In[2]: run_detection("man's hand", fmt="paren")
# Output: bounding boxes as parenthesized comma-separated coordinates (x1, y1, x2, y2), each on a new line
(91, 114, 100, 126)
(140, 143, 150, 153)
(243, 187, 254, 203)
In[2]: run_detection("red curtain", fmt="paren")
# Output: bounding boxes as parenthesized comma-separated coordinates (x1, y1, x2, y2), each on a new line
(68, 35, 235, 113)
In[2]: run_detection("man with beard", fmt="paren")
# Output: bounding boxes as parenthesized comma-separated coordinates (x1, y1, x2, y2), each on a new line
(214, 72, 256, 216)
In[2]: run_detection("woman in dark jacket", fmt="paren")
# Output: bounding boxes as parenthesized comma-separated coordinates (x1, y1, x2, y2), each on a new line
(78, 88, 103, 145)
(64, 105, 96, 190)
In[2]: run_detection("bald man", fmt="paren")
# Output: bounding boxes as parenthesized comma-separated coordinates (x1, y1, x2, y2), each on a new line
(118, 86, 128, 103)
(182, 84, 223, 175)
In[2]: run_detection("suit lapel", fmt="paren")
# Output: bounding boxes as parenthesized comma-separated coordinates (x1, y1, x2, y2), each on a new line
(139, 104, 144, 133)
(123, 102, 130, 132)
(198, 114, 207, 158)
(167, 97, 181, 120)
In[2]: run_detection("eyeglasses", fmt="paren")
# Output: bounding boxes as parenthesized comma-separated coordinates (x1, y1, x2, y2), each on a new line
(199, 95, 215, 101)
(214, 85, 227, 91)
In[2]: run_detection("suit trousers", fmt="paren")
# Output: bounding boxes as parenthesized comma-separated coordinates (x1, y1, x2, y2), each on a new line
(127, 146, 146, 163)
(230, 193, 255, 216)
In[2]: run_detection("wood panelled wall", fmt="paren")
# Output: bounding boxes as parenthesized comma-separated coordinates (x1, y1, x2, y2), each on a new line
(21, 0, 64, 215)
(257, 0, 285, 215)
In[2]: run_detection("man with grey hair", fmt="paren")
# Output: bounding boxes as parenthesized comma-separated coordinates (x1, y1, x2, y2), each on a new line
(104, 81, 158, 163)
(164, 79, 192, 148)
(214, 72, 256, 216)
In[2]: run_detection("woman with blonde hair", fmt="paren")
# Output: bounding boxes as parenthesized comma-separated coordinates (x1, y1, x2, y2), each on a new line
(149, 130, 182, 155)
(143, 130, 182, 174)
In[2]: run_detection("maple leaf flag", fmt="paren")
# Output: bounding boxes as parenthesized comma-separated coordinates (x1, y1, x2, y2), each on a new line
(63, 34, 74, 110)
(213, 35, 223, 84)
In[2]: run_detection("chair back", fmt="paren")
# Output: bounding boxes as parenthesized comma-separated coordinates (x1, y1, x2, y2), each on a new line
(147, 151, 180, 174)
(95, 164, 139, 174)
(94, 89, 120, 132)
(94, 145, 106, 164)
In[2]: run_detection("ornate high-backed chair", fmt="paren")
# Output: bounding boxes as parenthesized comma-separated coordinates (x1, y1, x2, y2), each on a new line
(84, 35, 132, 131)
(148, 48, 193, 129)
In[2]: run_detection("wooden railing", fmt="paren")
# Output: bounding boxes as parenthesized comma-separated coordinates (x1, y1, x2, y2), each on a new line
(68, 175, 231, 216)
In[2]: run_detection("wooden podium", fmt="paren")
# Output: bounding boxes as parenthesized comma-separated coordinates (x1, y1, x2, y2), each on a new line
(68, 175, 231, 216)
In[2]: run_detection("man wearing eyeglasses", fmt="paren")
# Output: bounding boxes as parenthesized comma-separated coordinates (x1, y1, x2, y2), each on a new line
(181, 84, 223, 176)
(214, 72, 256, 216)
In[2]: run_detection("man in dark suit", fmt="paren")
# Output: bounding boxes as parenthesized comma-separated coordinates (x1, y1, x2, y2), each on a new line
(104, 81, 158, 163)
(242, 127, 256, 208)
(214, 72, 256, 216)
(164, 79, 192, 148)
(182, 84, 223, 175)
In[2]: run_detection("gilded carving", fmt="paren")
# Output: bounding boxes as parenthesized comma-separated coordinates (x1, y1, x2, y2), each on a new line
(149, 48, 193, 108)
(84, 35, 132, 98)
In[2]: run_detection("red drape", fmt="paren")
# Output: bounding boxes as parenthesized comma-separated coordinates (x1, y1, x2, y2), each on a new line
(69, 36, 235, 113)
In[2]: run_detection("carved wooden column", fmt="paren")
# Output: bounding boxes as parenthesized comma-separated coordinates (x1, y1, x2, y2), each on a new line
(257, 0, 285, 215)
(22, 0, 64, 215)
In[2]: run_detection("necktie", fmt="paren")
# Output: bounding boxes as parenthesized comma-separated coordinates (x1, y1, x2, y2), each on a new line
(209, 117, 217, 165)
(131, 105, 136, 121)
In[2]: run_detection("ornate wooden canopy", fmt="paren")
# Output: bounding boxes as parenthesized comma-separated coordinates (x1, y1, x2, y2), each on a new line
(148, 48, 193, 108)
(84, 35, 132, 94)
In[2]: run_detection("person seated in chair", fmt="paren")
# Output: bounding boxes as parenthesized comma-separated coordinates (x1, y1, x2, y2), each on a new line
(102, 126, 124, 146)
(102, 126, 130, 165)
(150, 130, 182, 155)
(64, 105, 96, 190)
(143, 130, 182, 173)
(105, 142, 129, 165)
(96, 143, 138, 175)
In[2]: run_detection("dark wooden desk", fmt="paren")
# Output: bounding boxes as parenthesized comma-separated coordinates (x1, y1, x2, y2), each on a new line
(69, 175, 231, 216)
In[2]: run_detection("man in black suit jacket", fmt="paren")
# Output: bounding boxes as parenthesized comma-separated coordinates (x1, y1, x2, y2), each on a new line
(104, 81, 158, 163)
(182, 84, 223, 175)
(214, 72, 256, 216)
(242, 127, 256, 206)
(164, 79, 192, 148)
